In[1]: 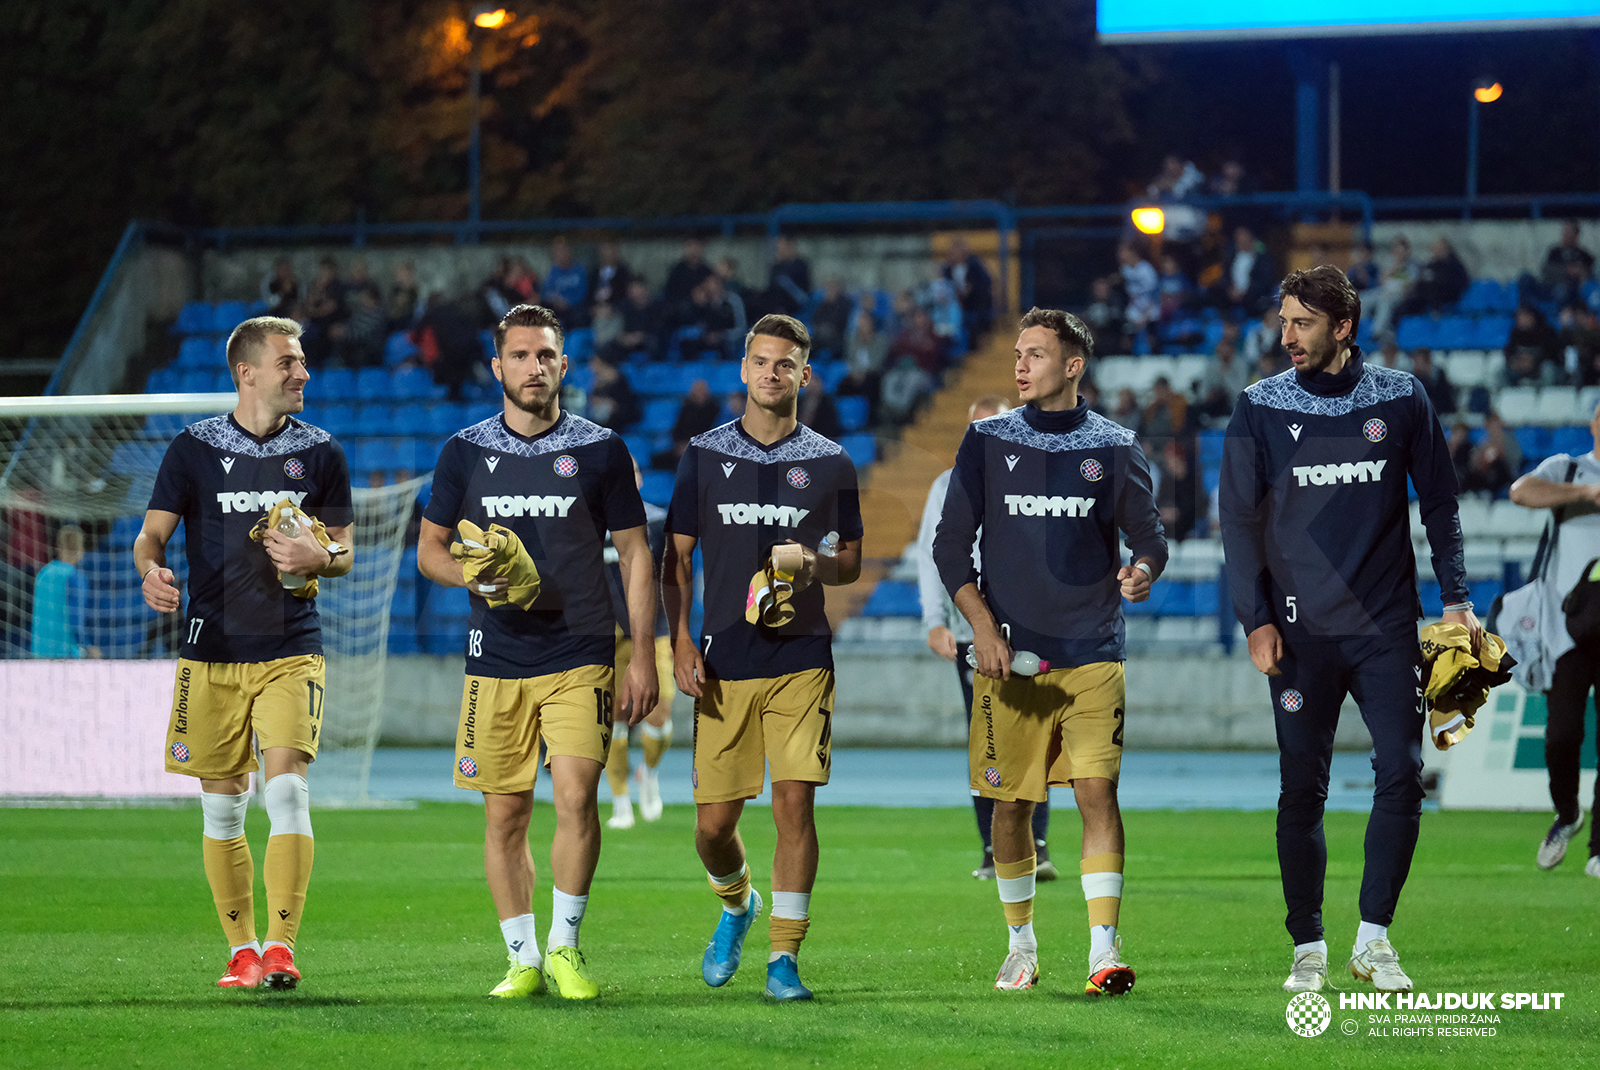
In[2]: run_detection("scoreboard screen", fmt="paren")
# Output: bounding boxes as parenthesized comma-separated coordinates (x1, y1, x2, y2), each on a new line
(1097, 1, 1600, 43)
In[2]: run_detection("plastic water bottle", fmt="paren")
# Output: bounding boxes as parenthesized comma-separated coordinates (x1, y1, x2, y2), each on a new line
(817, 531, 840, 558)
(965, 648, 1050, 676)
(277, 511, 307, 590)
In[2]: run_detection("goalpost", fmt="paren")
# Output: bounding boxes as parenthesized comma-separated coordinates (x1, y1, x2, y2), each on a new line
(0, 393, 425, 807)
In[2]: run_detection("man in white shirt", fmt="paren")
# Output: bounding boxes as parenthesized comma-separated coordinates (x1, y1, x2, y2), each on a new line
(915, 394, 1056, 882)
(1509, 401, 1600, 878)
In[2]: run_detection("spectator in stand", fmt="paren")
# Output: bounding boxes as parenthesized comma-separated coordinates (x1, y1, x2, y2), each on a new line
(591, 300, 623, 359)
(1249, 345, 1286, 385)
(653, 379, 721, 470)
(1561, 305, 1600, 385)
(763, 236, 812, 320)
(1157, 253, 1194, 324)
(1215, 226, 1275, 316)
(879, 354, 934, 426)
(1154, 438, 1199, 543)
(1410, 347, 1455, 415)
(30, 525, 97, 659)
(386, 261, 421, 333)
(1242, 308, 1282, 368)
(1118, 243, 1160, 345)
(262, 258, 300, 316)
(691, 274, 742, 360)
(665, 238, 715, 307)
(301, 257, 345, 366)
(344, 260, 380, 305)
(1109, 387, 1142, 430)
(1147, 154, 1206, 201)
(722, 390, 747, 422)
(1463, 411, 1523, 497)
(1448, 423, 1475, 488)
(1139, 376, 1189, 439)
(585, 357, 641, 431)
(1083, 276, 1127, 355)
(480, 256, 530, 324)
(891, 290, 918, 338)
(845, 289, 879, 345)
(845, 296, 889, 375)
(1396, 237, 1471, 319)
(1345, 242, 1381, 292)
(1196, 338, 1248, 421)
(1366, 236, 1416, 336)
(1532, 220, 1596, 309)
(811, 278, 853, 359)
(716, 256, 750, 304)
(336, 285, 387, 368)
(542, 236, 590, 328)
(889, 308, 950, 377)
(941, 236, 994, 342)
(1079, 379, 1103, 415)
(798, 379, 844, 440)
(1374, 333, 1411, 373)
(414, 292, 480, 400)
(591, 241, 633, 308)
(929, 279, 964, 347)
(606, 278, 667, 363)
(1504, 304, 1563, 386)
(1207, 158, 1255, 198)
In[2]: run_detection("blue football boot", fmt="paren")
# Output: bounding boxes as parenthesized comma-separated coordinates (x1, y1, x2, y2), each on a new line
(764, 953, 814, 1001)
(701, 888, 762, 987)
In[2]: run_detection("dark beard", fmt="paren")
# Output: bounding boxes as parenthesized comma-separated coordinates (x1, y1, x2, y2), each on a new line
(1298, 335, 1344, 375)
(503, 379, 559, 420)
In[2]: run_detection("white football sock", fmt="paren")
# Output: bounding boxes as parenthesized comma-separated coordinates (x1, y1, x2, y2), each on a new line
(1295, 939, 1328, 959)
(230, 940, 262, 957)
(264, 773, 313, 838)
(201, 790, 250, 840)
(1008, 921, 1037, 953)
(770, 891, 810, 920)
(549, 889, 588, 950)
(1090, 924, 1117, 964)
(500, 913, 541, 967)
(711, 865, 750, 915)
(1355, 922, 1388, 952)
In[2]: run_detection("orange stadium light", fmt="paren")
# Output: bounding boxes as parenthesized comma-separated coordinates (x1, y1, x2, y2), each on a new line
(1473, 82, 1503, 104)
(473, 7, 510, 29)
(1131, 207, 1165, 236)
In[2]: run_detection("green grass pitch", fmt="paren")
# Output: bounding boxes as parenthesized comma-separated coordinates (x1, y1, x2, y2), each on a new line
(2, 803, 1595, 1069)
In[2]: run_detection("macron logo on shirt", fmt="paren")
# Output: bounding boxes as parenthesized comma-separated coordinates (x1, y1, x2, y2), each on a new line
(717, 503, 811, 527)
(216, 490, 307, 513)
(482, 495, 576, 518)
(1004, 494, 1096, 518)
(1291, 459, 1387, 487)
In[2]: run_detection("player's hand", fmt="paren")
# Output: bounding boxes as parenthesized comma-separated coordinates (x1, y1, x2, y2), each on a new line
(1441, 607, 1483, 658)
(142, 566, 181, 613)
(1247, 623, 1284, 676)
(263, 524, 332, 577)
(1118, 564, 1152, 603)
(1582, 482, 1600, 507)
(468, 571, 511, 596)
(971, 627, 1014, 681)
(673, 637, 707, 699)
(927, 626, 958, 662)
(618, 645, 661, 727)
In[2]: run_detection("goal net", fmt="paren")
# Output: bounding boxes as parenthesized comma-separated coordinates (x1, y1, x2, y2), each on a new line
(0, 393, 425, 807)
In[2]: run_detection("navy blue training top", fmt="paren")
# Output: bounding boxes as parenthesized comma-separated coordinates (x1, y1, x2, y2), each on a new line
(424, 411, 646, 678)
(934, 401, 1168, 669)
(1218, 350, 1467, 642)
(666, 420, 863, 681)
(148, 414, 352, 663)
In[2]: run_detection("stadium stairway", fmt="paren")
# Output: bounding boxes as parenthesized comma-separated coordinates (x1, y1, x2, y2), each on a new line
(839, 333, 1019, 627)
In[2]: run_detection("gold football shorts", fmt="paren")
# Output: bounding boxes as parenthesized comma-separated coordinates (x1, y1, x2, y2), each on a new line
(454, 664, 615, 794)
(164, 654, 325, 779)
(969, 660, 1125, 802)
(691, 668, 833, 804)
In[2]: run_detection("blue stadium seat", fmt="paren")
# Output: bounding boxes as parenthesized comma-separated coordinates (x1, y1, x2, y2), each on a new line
(1434, 317, 1475, 350)
(147, 368, 181, 393)
(708, 363, 744, 394)
(622, 436, 653, 466)
(212, 301, 250, 333)
(566, 328, 595, 362)
(639, 471, 675, 505)
(210, 369, 235, 393)
(837, 396, 869, 432)
(1513, 426, 1551, 462)
(109, 441, 164, 477)
(355, 404, 392, 436)
(175, 302, 214, 334)
(840, 433, 877, 468)
(1472, 317, 1512, 349)
(384, 330, 419, 366)
(178, 370, 213, 393)
(640, 398, 679, 433)
(392, 403, 428, 434)
(411, 436, 446, 472)
(176, 336, 218, 369)
(565, 364, 595, 393)
(317, 367, 357, 400)
(426, 402, 469, 436)
(1551, 425, 1592, 457)
(1458, 278, 1506, 312)
(1394, 317, 1436, 350)
(1198, 429, 1225, 468)
(465, 403, 499, 425)
(321, 404, 358, 438)
(144, 413, 186, 435)
(860, 580, 921, 618)
(356, 367, 392, 400)
(479, 329, 497, 360)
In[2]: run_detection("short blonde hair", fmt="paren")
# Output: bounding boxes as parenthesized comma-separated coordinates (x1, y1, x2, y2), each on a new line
(226, 316, 303, 386)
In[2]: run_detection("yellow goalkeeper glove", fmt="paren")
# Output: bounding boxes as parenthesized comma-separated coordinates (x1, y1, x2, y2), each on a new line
(249, 500, 334, 599)
(450, 519, 542, 610)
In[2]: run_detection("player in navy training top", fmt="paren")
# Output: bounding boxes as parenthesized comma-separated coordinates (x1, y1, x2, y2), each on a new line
(662, 314, 863, 1001)
(1218, 266, 1480, 995)
(417, 304, 658, 1000)
(935, 307, 1166, 996)
(136, 316, 353, 991)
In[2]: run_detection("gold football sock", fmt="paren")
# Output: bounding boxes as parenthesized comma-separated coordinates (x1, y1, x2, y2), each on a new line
(641, 722, 672, 767)
(769, 915, 810, 958)
(202, 834, 256, 947)
(605, 731, 631, 797)
(263, 834, 315, 948)
(708, 864, 752, 913)
(996, 855, 1036, 927)
(1081, 852, 1124, 928)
